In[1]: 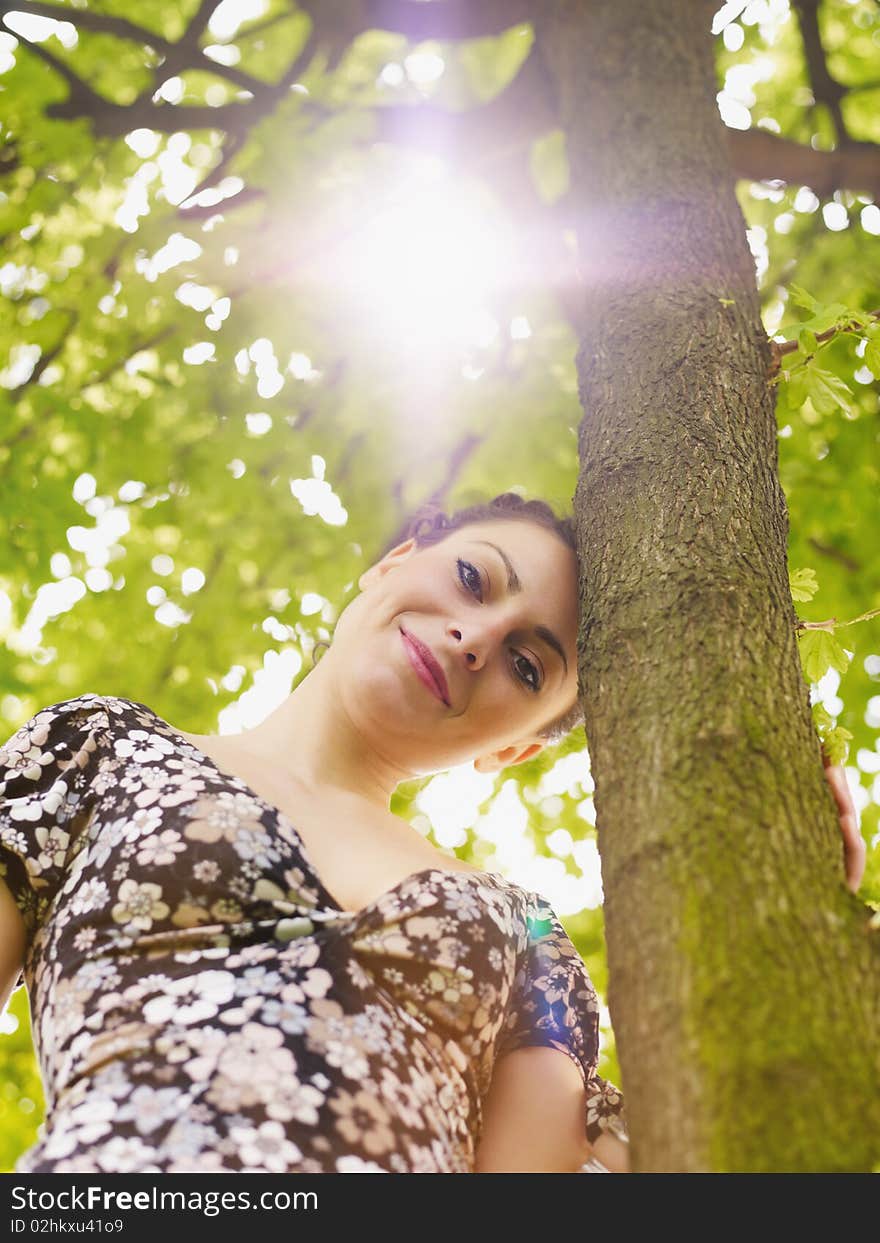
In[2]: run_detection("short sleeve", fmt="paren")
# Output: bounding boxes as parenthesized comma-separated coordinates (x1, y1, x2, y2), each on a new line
(0, 694, 108, 979)
(584, 1073, 626, 1146)
(497, 898, 627, 1150)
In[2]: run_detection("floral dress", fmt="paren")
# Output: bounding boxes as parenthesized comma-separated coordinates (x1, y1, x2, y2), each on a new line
(0, 694, 626, 1173)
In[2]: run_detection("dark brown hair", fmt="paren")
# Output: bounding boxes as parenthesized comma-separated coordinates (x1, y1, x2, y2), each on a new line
(403, 492, 584, 746)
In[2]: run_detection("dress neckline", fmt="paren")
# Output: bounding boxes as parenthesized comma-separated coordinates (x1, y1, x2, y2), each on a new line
(141, 702, 519, 921)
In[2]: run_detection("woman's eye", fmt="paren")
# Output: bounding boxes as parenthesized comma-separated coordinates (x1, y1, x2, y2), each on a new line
(457, 559, 483, 600)
(514, 654, 541, 693)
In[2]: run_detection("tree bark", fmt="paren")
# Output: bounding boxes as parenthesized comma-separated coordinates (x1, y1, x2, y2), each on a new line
(537, 0, 880, 1172)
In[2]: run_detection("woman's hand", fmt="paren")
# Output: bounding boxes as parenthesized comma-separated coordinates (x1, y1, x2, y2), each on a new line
(822, 753, 865, 893)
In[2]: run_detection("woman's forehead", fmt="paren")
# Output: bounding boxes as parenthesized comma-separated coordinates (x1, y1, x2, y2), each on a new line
(450, 520, 576, 571)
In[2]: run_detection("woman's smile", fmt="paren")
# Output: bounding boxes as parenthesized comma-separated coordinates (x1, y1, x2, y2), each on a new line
(400, 626, 451, 706)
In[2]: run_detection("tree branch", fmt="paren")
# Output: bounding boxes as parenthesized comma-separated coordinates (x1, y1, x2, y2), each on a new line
(372, 46, 555, 155)
(0, 14, 110, 122)
(0, 0, 272, 96)
(8, 308, 77, 400)
(792, 0, 848, 141)
(155, 0, 223, 83)
(182, 0, 220, 47)
(230, 9, 298, 45)
(773, 308, 880, 358)
(178, 186, 265, 218)
(177, 26, 320, 211)
(0, 0, 167, 46)
(362, 0, 531, 41)
(296, 0, 532, 46)
(85, 325, 178, 388)
(726, 126, 880, 198)
(808, 538, 861, 574)
(365, 73, 880, 211)
(4, 1, 323, 139)
(275, 23, 320, 89)
(380, 433, 485, 559)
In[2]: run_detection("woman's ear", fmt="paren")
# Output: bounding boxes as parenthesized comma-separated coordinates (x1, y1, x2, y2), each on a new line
(473, 739, 547, 774)
(358, 537, 418, 591)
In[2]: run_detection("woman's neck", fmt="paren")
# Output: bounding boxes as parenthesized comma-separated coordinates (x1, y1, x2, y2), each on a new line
(200, 657, 409, 812)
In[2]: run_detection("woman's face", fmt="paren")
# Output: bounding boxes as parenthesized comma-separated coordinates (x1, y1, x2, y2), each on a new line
(328, 518, 580, 777)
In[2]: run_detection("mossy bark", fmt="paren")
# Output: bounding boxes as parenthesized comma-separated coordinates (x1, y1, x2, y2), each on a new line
(537, 0, 880, 1171)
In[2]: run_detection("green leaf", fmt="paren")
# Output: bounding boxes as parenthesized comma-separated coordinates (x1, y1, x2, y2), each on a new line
(789, 284, 818, 312)
(798, 328, 818, 355)
(795, 304, 850, 334)
(458, 24, 534, 102)
(789, 567, 819, 602)
(798, 629, 852, 683)
(865, 340, 880, 377)
(804, 365, 856, 417)
(822, 725, 853, 766)
(780, 345, 808, 371)
(811, 702, 852, 765)
(778, 368, 808, 414)
(529, 130, 570, 204)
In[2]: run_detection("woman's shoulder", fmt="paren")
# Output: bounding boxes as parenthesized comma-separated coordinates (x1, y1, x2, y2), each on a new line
(49, 693, 178, 739)
(0, 694, 179, 769)
(1, 692, 149, 730)
(1, 693, 107, 758)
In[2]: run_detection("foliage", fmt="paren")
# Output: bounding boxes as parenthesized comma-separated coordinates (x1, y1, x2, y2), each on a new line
(0, 0, 877, 1168)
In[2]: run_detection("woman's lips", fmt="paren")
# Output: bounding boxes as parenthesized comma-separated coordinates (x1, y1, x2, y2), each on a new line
(400, 628, 450, 706)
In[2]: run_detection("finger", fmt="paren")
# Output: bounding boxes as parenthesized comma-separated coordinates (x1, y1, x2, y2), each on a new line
(838, 812, 866, 891)
(841, 817, 867, 892)
(824, 764, 854, 816)
(822, 766, 865, 891)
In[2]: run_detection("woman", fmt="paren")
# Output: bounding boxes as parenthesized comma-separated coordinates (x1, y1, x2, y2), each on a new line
(0, 493, 863, 1173)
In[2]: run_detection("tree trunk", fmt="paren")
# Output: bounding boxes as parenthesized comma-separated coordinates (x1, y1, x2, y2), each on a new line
(537, 0, 880, 1172)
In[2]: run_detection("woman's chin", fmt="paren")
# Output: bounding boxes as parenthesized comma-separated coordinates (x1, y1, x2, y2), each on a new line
(354, 651, 448, 714)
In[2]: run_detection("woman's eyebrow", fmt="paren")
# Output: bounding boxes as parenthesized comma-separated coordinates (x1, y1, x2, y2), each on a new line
(471, 540, 522, 593)
(468, 540, 569, 676)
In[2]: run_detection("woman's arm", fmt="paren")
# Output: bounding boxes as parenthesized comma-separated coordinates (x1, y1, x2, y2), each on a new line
(0, 876, 26, 1017)
(475, 1046, 609, 1173)
(589, 1130, 630, 1172)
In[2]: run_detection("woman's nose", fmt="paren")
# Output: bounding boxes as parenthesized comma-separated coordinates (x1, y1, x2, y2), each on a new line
(448, 625, 484, 668)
